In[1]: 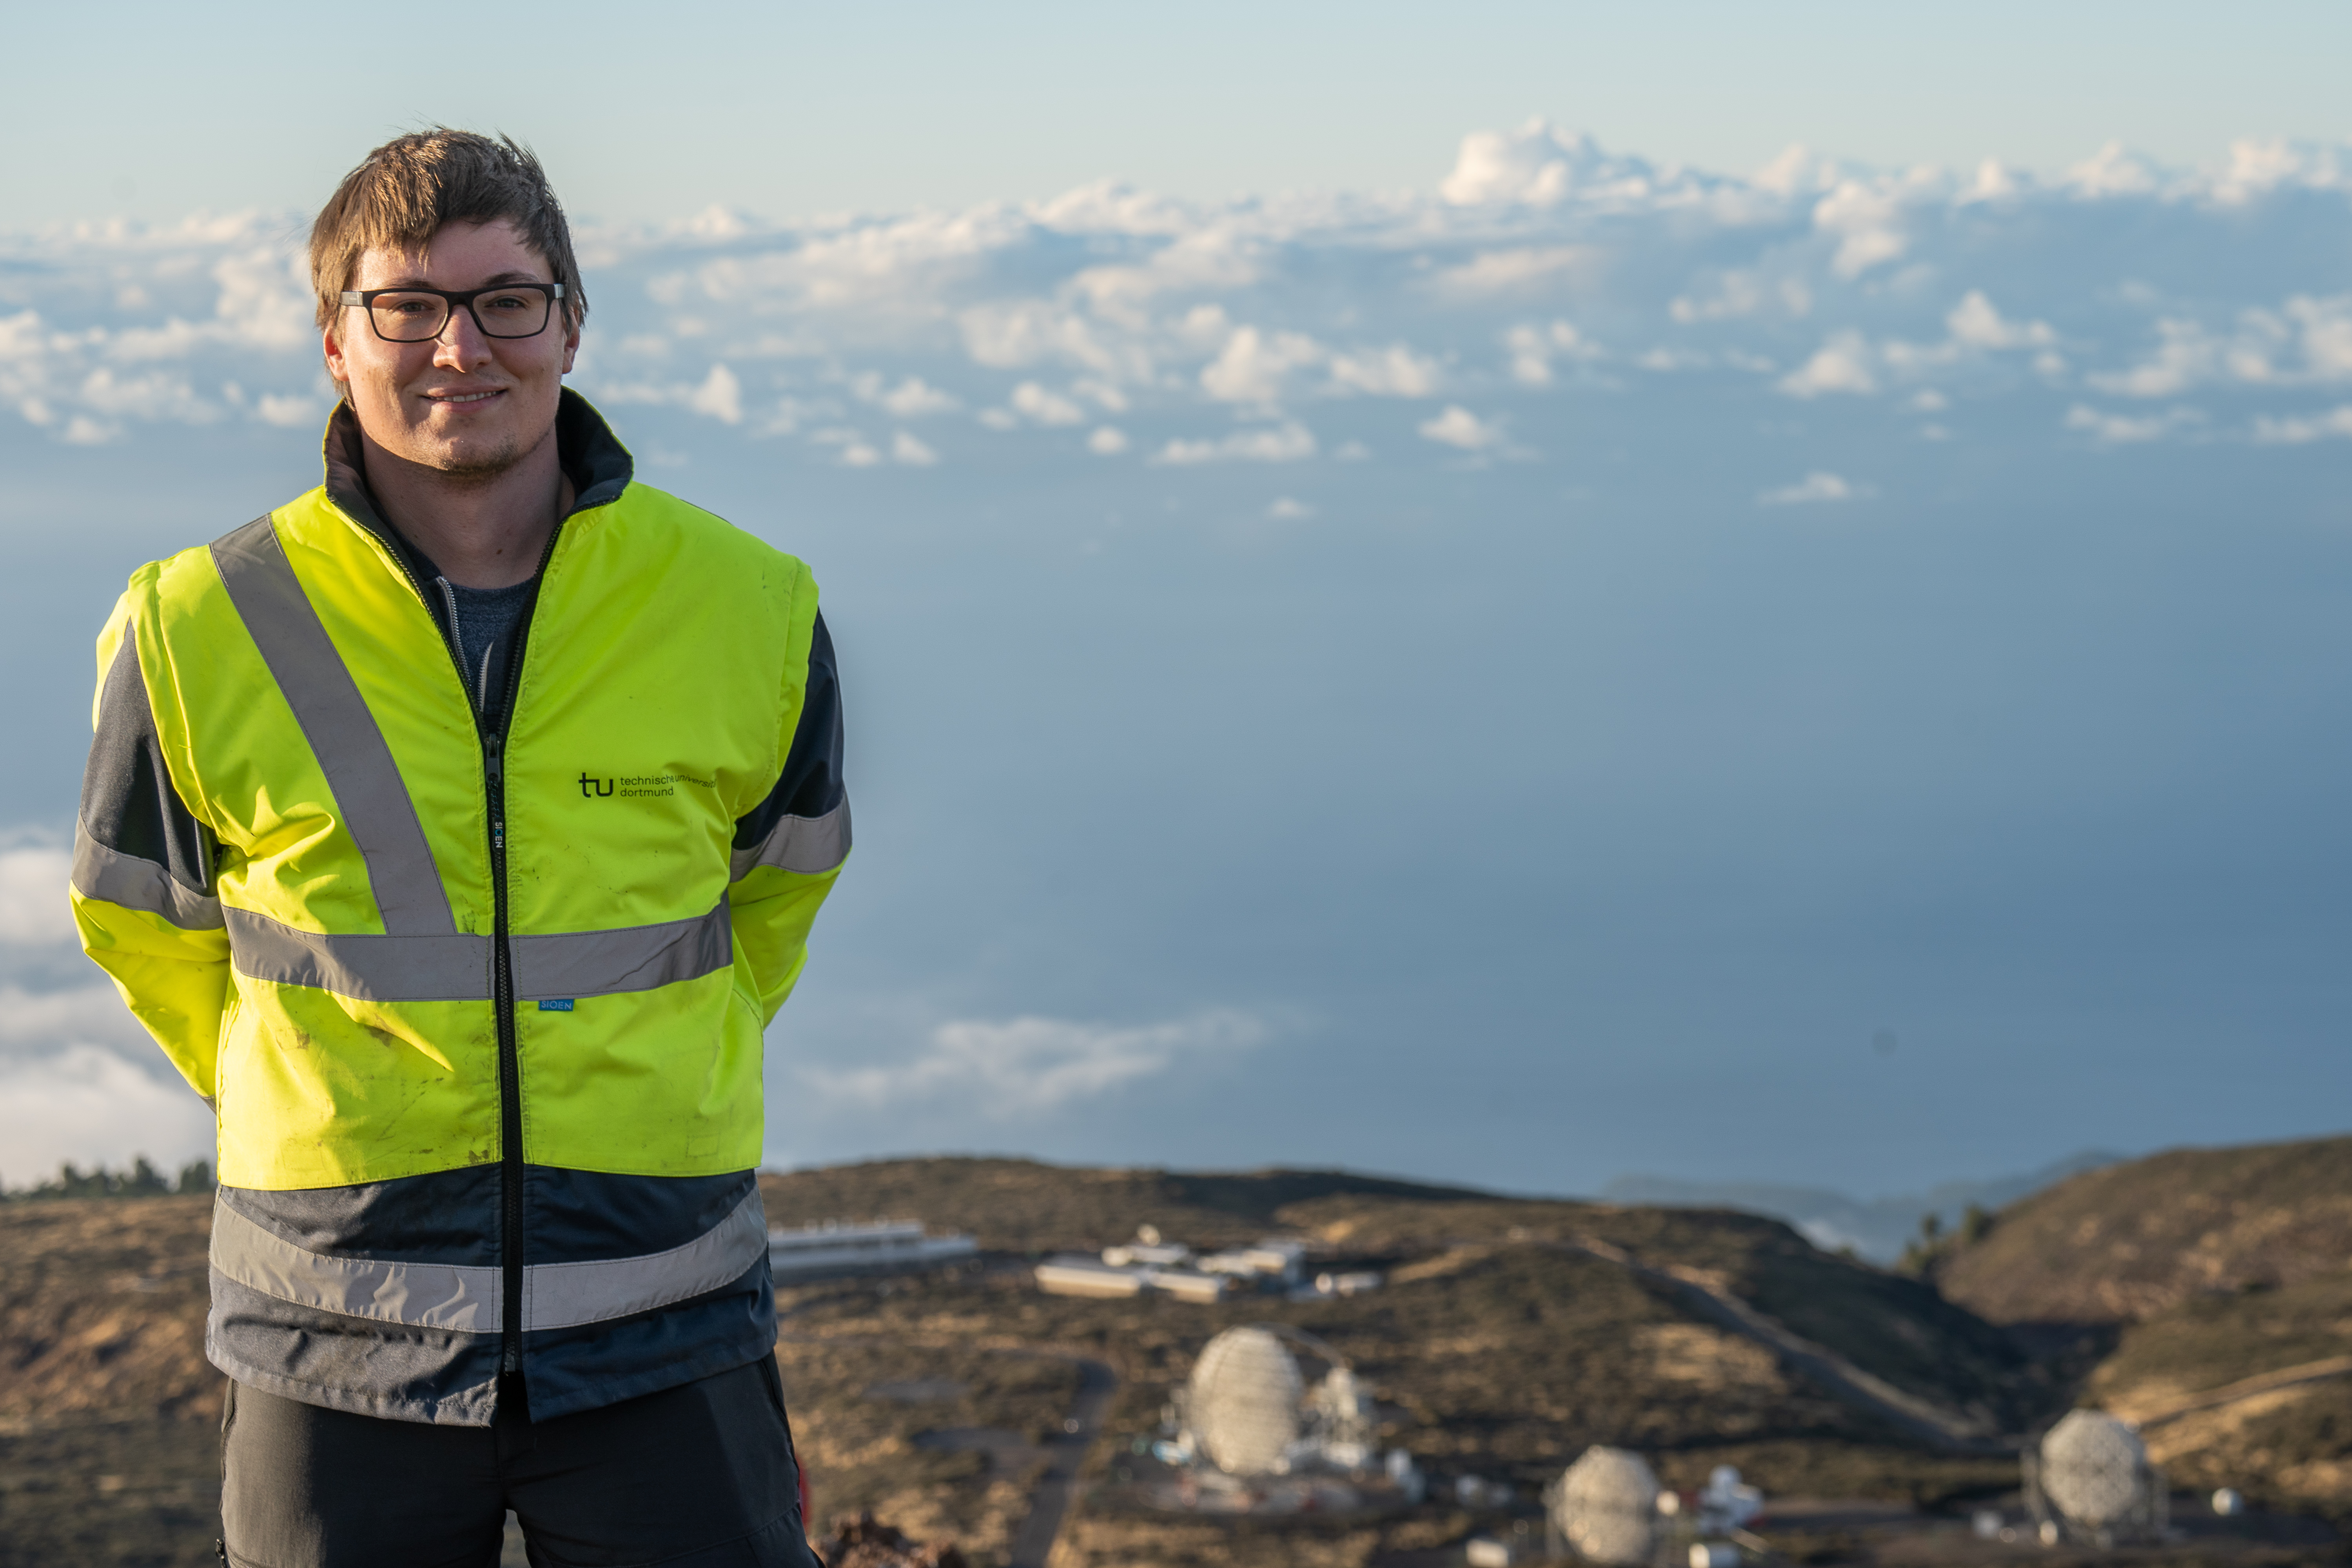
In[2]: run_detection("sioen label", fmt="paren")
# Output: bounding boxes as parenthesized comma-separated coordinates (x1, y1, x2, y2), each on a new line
(538, 998, 575, 1013)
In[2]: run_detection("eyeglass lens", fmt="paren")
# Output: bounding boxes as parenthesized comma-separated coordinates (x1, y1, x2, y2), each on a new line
(368, 288, 553, 343)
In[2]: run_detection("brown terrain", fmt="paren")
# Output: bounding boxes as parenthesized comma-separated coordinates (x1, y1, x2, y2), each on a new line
(0, 1145, 2345, 1566)
(1931, 1135, 2352, 1532)
(1935, 1137, 2352, 1327)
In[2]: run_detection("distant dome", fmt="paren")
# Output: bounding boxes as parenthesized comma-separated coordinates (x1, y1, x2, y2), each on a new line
(1188, 1327, 1304, 1475)
(1554, 1446, 1659, 1566)
(2040, 1410, 2150, 1528)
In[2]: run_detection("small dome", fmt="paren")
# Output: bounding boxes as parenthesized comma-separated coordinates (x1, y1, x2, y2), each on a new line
(2041, 1410, 2150, 1528)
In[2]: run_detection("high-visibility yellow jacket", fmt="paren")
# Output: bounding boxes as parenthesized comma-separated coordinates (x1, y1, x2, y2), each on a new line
(70, 392, 848, 1424)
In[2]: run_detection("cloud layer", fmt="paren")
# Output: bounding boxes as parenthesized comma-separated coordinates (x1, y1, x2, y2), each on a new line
(6, 122, 2352, 482)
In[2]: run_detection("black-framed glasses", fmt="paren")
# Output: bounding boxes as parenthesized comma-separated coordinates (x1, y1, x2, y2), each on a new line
(339, 282, 566, 343)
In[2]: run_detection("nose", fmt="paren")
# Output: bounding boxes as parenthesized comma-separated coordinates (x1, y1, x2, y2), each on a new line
(431, 302, 494, 371)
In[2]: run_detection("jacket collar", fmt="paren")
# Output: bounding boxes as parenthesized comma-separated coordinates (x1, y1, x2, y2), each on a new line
(318, 387, 636, 575)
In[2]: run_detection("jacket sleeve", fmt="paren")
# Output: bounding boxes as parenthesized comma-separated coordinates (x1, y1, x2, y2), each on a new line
(726, 610, 848, 1025)
(69, 590, 232, 1101)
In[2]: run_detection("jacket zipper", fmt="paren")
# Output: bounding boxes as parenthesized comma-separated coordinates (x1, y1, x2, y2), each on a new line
(484, 531, 563, 1376)
(358, 514, 567, 1382)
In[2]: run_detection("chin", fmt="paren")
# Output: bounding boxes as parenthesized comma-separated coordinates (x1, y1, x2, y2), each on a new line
(424, 435, 528, 481)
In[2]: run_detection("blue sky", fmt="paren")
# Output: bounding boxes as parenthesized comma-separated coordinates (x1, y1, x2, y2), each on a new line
(9, 1, 2352, 225)
(2, 7, 2350, 1203)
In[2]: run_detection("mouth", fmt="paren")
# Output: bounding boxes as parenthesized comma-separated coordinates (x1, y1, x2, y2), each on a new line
(422, 388, 507, 408)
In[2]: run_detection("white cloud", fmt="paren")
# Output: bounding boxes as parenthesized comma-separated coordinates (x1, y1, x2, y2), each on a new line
(1945, 291, 2055, 350)
(0, 982, 138, 1046)
(1418, 405, 1505, 451)
(2065, 403, 2205, 443)
(1327, 344, 1443, 397)
(2252, 405, 2352, 443)
(1432, 246, 1597, 299)
(855, 374, 960, 416)
(1671, 271, 1812, 324)
(1961, 159, 2023, 203)
(1151, 423, 1318, 465)
(1439, 119, 1656, 207)
(0, 846, 74, 945)
(684, 364, 742, 425)
(2069, 142, 2164, 198)
(1011, 380, 1087, 425)
(1812, 179, 1911, 278)
(1758, 471, 1872, 505)
(799, 1009, 1268, 1117)
(891, 430, 938, 466)
(1201, 326, 1325, 403)
(1505, 320, 1599, 386)
(256, 391, 325, 428)
(958, 300, 1143, 379)
(1753, 143, 1836, 197)
(812, 426, 884, 466)
(1087, 425, 1129, 455)
(0, 1045, 213, 1188)
(1265, 497, 1315, 519)
(1778, 332, 1878, 397)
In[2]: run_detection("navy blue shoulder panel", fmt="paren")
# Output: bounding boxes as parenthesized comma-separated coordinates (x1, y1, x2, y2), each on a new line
(80, 633, 215, 893)
(733, 612, 845, 848)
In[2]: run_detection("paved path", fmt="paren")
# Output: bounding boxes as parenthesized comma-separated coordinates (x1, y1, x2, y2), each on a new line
(2127, 1354, 2352, 1428)
(1004, 1354, 1119, 1568)
(1542, 1236, 2009, 1453)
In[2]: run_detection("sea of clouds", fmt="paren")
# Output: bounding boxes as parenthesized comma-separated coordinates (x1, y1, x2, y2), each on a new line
(5, 123, 2351, 1193)
(10, 122, 2352, 472)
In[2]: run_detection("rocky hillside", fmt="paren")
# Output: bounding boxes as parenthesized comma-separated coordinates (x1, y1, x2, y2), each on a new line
(764, 1159, 2040, 1447)
(1929, 1134, 2352, 1521)
(1933, 1135, 2352, 1327)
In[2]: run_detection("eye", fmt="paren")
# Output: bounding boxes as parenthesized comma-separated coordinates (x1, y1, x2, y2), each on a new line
(481, 292, 534, 314)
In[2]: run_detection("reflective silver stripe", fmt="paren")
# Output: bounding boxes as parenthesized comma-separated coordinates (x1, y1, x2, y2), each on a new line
(224, 902, 732, 1003)
(71, 821, 223, 930)
(211, 1187, 766, 1334)
(728, 798, 852, 880)
(523, 1186, 768, 1332)
(211, 1194, 499, 1332)
(225, 906, 491, 1001)
(210, 515, 456, 938)
(510, 900, 733, 1002)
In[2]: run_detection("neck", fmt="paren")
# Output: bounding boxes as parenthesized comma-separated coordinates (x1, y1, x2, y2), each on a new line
(357, 419, 574, 589)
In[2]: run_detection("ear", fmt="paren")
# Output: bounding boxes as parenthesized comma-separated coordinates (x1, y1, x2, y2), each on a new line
(322, 320, 350, 385)
(559, 309, 581, 376)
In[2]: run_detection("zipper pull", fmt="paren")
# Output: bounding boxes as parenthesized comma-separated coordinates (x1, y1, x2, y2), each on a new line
(485, 736, 507, 850)
(503, 1346, 520, 1374)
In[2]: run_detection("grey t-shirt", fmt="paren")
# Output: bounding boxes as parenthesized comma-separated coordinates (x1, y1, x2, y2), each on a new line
(439, 577, 535, 715)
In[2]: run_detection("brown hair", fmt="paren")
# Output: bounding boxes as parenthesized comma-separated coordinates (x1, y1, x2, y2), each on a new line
(309, 129, 588, 333)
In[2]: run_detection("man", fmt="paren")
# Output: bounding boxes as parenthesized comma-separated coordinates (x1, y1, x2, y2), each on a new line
(70, 130, 846, 1567)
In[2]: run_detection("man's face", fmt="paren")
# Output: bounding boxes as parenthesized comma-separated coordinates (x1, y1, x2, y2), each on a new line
(323, 218, 580, 479)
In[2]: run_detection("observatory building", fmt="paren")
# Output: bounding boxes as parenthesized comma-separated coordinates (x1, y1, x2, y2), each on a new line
(1140, 1323, 1422, 1514)
(766, 1218, 977, 1283)
(2024, 1409, 2168, 1546)
(1546, 1447, 1660, 1567)
(1034, 1225, 1309, 1305)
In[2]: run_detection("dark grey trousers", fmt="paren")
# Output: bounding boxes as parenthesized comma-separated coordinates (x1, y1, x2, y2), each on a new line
(221, 1358, 820, 1568)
